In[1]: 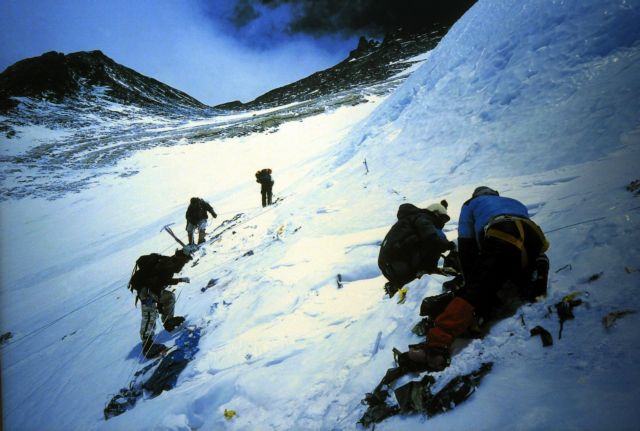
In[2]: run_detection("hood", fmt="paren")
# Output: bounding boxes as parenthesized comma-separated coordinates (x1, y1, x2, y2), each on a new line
(396, 203, 423, 219)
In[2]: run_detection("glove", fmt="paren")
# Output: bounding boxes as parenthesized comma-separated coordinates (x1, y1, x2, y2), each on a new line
(447, 241, 456, 251)
(384, 282, 399, 298)
(212, 211, 218, 218)
(178, 277, 190, 283)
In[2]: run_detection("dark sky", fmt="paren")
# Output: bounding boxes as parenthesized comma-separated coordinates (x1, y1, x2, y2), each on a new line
(0, 0, 476, 106)
(220, 0, 477, 39)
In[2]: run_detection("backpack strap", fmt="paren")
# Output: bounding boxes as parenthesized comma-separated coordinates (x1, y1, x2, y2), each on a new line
(524, 218, 550, 252)
(484, 216, 549, 268)
(485, 220, 527, 267)
(127, 263, 140, 309)
(128, 263, 139, 292)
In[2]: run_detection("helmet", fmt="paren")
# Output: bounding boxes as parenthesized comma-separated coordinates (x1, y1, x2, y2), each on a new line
(472, 186, 499, 198)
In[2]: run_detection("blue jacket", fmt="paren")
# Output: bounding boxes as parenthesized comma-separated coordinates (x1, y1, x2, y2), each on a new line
(458, 195, 530, 242)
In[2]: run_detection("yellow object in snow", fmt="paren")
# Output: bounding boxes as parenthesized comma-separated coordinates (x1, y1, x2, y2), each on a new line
(562, 291, 584, 302)
(224, 409, 237, 420)
(397, 287, 408, 304)
(276, 225, 285, 236)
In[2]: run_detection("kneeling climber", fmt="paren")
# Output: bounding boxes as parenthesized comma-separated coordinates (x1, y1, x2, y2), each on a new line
(406, 186, 550, 371)
(378, 200, 456, 298)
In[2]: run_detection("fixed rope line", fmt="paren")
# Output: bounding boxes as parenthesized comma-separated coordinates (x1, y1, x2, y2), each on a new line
(121, 286, 187, 389)
(166, 194, 292, 249)
(188, 246, 254, 281)
(183, 201, 295, 280)
(214, 205, 262, 217)
(545, 216, 607, 234)
(1, 280, 127, 351)
(2, 223, 183, 348)
(4, 192, 295, 353)
(179, 192, 293, 251)
(1, 245, 174, 352)
(545, 205, 640, 234)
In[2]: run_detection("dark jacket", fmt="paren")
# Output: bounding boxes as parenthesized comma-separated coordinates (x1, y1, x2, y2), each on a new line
(379, 204, 452, 280)
(131, 251, 192, 297)
(256, 169, 274, 191)
(139, 271, 182, 297)
(185, 198, 216, 225)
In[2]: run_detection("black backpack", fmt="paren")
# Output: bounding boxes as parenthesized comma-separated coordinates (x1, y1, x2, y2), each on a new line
(380, 217, 420, 259)
(128, 253, 170, 293)
(256, 169, 272, 184)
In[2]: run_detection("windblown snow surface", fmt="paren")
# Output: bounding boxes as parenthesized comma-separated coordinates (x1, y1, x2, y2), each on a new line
(2, 0, 640, 429)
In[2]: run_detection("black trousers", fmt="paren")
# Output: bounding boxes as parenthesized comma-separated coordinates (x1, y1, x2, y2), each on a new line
(261, 187, 273, 207)
(460, 220, 544, 318)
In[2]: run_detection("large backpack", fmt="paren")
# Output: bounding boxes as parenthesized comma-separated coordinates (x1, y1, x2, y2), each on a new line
(255, 169, 272, 184)
(128, 253, 173, 293)
(380, 217, 420, 259)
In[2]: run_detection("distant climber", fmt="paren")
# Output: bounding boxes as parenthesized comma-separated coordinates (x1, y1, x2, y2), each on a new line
(405, 186, 550, 371)
(128, 249, 193, 358)
(378, 200, 456, 298)
(255, 168, 274, 207)
(185, 197, 217, 245)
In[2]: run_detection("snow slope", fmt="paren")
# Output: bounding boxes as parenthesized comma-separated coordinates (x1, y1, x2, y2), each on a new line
(2, 0, 640, 430)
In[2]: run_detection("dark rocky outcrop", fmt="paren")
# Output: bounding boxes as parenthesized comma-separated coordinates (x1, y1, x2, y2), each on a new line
(214, 100, 245, 111)
(0, 50, 209, 114)
(214, 27, 448, 111)
(348, 37, 381, 60)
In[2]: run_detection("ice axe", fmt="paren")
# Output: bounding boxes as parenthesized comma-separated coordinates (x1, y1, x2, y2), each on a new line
(162, 223, 186, 247)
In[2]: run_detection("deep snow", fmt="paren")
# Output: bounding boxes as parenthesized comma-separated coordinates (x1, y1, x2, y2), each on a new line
(2, 0, 640, 430)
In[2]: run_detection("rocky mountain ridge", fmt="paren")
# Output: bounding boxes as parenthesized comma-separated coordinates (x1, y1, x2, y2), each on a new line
(0, 50, 209, 113)
(0, 27, 452, 200)
(215, 27, 446, 111)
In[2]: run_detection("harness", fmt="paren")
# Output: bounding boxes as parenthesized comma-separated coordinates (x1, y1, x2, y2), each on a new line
(483, 215, 549, 268)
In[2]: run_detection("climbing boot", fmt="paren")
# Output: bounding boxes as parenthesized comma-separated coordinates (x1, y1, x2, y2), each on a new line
(164, 316, 185, 332)
(527, 254, 549, 300)
(384, 282, 399, 298)
(406, 346, 450, 372)
(142, 339, 167, 359)
(419, 291, 455, 317)
(442, 274, 465, 292)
